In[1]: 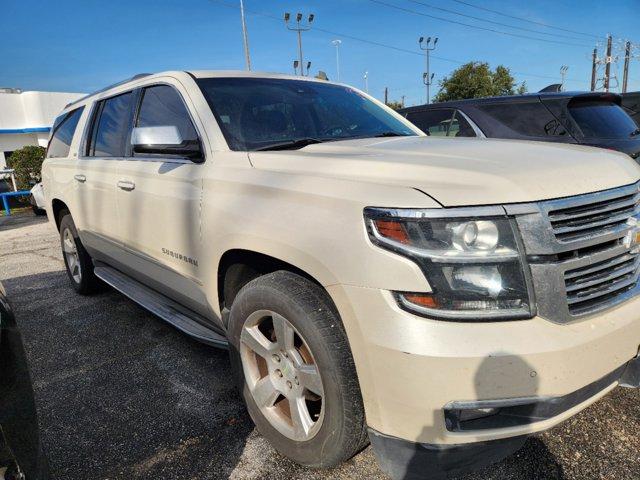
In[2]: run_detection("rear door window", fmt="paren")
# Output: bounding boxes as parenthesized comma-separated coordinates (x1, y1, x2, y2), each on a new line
(46, 107, 85, 158)
(89, 92, 136, 157)
(569, 102, 639, 139)
(406, 109, 477, 137)
(406, 109, 455, 136)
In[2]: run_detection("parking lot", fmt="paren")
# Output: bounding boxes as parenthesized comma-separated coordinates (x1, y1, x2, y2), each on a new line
(1, 213, 639, 480)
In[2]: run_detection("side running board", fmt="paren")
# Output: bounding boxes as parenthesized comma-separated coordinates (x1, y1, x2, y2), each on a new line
(94, 265, 228, 349)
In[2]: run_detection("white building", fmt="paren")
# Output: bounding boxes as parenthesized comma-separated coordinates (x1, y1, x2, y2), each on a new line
(0, 88, 85, 169)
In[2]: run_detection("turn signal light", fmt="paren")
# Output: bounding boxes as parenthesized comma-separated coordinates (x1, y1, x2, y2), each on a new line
(373, 219, 410, 244)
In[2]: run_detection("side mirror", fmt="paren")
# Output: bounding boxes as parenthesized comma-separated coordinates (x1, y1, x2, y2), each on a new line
(131, 126, 203, 162)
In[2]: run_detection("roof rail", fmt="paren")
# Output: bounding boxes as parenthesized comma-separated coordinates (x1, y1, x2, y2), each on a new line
(64, 73, 153, 109)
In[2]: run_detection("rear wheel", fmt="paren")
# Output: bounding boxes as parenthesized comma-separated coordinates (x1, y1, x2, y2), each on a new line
(59, 212, 101, 294)
(228, 271, 368, 468)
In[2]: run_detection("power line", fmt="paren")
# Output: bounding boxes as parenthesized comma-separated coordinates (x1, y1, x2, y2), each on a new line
(206, 0, 588, 85)
(405, 0, 590, 42)
(448, 0, 602, 40)
(368, 0, 593, 48)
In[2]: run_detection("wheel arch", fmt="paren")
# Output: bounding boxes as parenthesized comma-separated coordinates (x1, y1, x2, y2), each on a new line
(217, 249, 329, 318)
(51, 198, 70, 231)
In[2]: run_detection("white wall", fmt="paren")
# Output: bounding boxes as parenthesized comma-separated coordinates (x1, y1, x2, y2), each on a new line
(0, 90, 85, 168)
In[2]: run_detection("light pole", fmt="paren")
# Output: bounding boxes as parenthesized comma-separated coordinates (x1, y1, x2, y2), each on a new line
(560, 65, 569, 91)
(363, 71, 369, 93)
(332, 39, 342, 82)
(419, 36, 438, 104)
(285, 12, 315, 76)
(239, 0, 251, 70)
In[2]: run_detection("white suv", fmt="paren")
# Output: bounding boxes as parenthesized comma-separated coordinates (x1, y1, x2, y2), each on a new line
(42, 71, 640, 479)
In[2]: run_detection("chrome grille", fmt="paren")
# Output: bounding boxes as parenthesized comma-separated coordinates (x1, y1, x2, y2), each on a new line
(547, 190, 640, 242)
(510, 181, 640, 323)
(564, 251, 640, 315)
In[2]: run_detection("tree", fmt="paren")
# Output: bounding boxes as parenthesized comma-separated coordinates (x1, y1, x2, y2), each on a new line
(385, 100, 404, 111)
(8, 145, 46, 190)
(434, 62, 527, 102)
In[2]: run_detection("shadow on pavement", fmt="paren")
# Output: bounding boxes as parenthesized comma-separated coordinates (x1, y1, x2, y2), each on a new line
(3, 270, 253, 480)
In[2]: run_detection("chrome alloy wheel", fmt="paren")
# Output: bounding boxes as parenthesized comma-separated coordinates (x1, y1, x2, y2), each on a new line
(62, 227, 82, 283)
(240, 310, 325, 441)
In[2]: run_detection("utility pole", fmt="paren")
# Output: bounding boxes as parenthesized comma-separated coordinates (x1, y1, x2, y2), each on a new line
(239, 0, 251, 70)
(364, 71, 369, 93)
(591, 47, 598, 91)
(285, 12, 315, 76)
(622, 41, 632, 93)
(401, 95, 405, 108)
(419, 36, 438, 104)
(604, 34, 613, 92)
(384, 87, 388, 104)
(332, 39, 342, 82)
(560, 66, 569, 91)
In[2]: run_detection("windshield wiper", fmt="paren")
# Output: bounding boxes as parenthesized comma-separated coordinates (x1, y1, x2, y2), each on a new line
(372, 131, 412, 138)
(254, 138, 324, 151)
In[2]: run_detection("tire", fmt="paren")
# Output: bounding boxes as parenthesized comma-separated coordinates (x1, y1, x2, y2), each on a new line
(228, 271, 368, 468)
(59, 212, 101, 294)
(32, 205, 47, 216)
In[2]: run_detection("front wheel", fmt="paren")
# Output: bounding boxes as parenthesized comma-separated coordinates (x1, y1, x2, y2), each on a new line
(59, 212, 101, 294)
(228, 271, 368, 468)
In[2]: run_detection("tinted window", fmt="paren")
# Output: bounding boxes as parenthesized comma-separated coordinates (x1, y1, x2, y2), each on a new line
(47, 107, 84, 158)
(569, 102, 639, 139)
(196, 78, 416, 151)
(135, 85, 199, 151)
(90, 92, 135, 157)
(406, 109, 477, 138)
(478, 101, 566, 138)
(406, 109, 454, 136)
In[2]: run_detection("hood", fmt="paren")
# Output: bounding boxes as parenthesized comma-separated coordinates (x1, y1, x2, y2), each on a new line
(249, 136, 640, 207)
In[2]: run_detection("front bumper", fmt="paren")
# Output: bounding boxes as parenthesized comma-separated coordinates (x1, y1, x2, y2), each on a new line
(327, 283, 640, 473)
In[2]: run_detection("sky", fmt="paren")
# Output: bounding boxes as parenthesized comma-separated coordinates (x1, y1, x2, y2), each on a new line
(1, 0, 638, 106)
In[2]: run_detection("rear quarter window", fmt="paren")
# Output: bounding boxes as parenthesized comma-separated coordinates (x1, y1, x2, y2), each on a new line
(46, 107, 85, 158)
(477, 101, 567, 138)
(569, 101, 639, 139)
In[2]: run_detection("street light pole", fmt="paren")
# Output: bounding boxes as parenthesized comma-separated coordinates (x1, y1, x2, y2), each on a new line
(239, 0, 251, 71)
(364, 71, 369, 93)
(332, 39, 342, 82)
(419, 36, 438, 104)
(285, 12, 315, 76)
(560, 65, 569, 91)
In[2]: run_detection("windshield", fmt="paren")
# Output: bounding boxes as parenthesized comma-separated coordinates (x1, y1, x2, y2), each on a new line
(196, 77, 416, 151)
(569, 101, 639, 139)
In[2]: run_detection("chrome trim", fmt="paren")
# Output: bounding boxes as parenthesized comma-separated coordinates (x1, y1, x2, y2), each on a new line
(367, 219, 520, 264)
(396, 293, 532, 321)
(364, 205, 506, 219)
(456, 109, 486, 138)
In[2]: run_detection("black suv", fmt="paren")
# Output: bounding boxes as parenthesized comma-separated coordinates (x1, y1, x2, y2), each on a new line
(400, 92, 640, 159)
(0, 283, 49, 480)
(622, 91, 640, 126)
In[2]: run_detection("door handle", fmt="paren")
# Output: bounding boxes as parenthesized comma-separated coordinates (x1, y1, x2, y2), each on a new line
(117, 180, 135, 191)
(74, 174, 86, 183)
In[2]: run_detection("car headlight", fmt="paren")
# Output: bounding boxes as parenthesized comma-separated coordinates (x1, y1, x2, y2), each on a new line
(364, 207, 534, 321)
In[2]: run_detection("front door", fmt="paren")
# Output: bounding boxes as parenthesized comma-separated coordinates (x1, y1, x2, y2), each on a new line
(114, 83, 209, 316)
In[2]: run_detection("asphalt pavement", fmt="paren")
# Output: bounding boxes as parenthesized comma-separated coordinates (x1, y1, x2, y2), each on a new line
(1, 213, 639, 480)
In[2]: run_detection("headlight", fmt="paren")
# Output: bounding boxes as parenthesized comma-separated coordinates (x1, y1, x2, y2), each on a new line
(364, 207, 534, 320)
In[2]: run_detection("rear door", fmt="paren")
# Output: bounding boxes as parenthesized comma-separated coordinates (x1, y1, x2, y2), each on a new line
(74, 91, 136, 262)
(115, 82, 209, 315)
